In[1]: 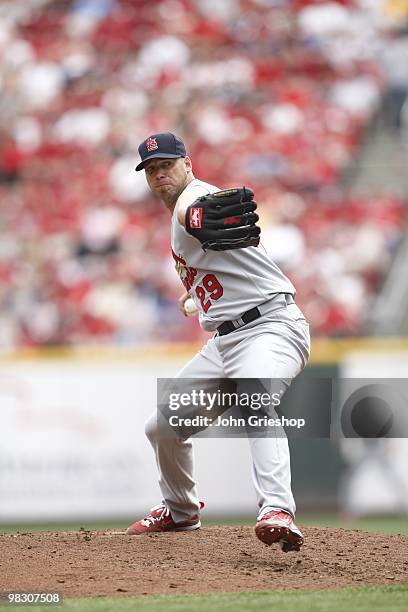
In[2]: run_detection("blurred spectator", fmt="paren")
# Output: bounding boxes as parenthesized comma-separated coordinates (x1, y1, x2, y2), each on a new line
(77, 200, 126, 256)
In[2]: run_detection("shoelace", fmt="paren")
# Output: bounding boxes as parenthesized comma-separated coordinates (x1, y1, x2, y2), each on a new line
(141, 503, 170, 527)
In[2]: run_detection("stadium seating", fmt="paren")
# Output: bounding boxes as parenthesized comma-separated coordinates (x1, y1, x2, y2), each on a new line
(0, 0, 406, 346)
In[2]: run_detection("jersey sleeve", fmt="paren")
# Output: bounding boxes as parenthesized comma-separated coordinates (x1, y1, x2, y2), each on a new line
(177, 182, 218, 216)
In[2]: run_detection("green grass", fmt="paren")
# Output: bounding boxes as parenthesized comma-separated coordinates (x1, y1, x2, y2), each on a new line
(298, 514, 408, 535)
(0, 586, 407, 612)
(1, 514, 407, 535)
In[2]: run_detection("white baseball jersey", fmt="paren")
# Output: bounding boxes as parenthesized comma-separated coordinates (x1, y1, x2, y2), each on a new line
(171, 178, 296, 332)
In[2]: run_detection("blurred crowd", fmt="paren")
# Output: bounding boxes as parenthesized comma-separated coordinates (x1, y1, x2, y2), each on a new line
(0, 0, 407, 347)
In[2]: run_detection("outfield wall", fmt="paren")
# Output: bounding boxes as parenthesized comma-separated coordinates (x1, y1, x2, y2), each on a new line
(0, 339, 408, 522)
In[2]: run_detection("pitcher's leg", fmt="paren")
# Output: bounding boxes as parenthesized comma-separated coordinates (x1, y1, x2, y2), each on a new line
(249, 435, 296, 519)
(144, 412, 199, 522)
(225, 321, 310, 520)
(147, 338, 225, 523)
(243, 375, 296, 518)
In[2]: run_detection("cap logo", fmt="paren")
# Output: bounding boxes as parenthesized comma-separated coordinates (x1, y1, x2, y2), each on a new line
(190, 208, 202, 229)
(146, 137, 158, 152)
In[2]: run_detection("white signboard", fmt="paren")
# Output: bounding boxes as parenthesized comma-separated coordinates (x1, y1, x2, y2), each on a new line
(0, 357, 254, 522)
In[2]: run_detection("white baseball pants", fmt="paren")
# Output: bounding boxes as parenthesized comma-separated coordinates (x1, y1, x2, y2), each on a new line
(145, 295, 310, 522)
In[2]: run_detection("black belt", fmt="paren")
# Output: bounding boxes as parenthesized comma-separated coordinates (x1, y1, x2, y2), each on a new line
(217, 294, 295, 337)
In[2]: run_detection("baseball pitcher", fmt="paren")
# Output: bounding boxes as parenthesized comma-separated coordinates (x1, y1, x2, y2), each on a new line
(126, 133, 310, 552)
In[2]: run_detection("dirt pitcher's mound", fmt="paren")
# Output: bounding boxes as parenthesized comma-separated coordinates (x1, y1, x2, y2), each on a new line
(1, 526, 407, 597)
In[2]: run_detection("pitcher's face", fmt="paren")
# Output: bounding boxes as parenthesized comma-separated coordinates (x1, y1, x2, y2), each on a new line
(144, 157, 192, 204)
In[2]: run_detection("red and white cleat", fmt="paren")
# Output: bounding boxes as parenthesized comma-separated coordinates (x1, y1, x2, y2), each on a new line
(126, 501, 204, 535)
(255, 509, 304, 552)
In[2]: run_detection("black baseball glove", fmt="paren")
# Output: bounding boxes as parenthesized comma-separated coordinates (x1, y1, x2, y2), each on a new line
(185, 187, 260, 251)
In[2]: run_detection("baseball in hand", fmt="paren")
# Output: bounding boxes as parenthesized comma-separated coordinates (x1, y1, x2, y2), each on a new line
(184, 297, 198, 316)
